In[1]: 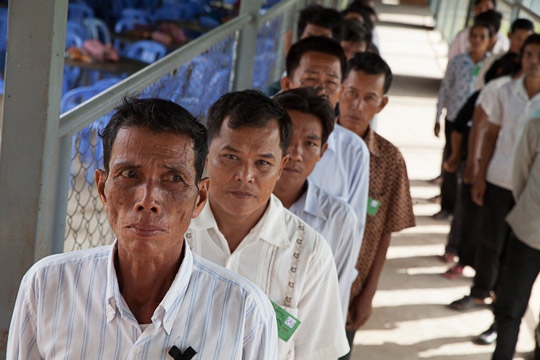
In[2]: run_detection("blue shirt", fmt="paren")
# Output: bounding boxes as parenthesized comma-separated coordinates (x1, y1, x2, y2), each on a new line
(8, 241, 278, 360)
(289, 181, 361, 321)
(309, 124, 370, 243)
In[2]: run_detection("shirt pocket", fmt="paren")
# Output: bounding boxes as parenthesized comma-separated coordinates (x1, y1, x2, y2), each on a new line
(277, 305, 298, 360)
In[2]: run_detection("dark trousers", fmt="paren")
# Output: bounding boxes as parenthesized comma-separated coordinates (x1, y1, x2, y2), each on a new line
(493, 233, 540, 360)
(456, 182, 483, 268)
(440, 119, 457, 213)
(339, 330, 356, 360)
(471, 182, 514, 299)
(446, 163, 464, 254)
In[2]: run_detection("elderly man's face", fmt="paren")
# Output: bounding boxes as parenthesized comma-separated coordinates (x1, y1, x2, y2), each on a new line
(281, 51, 344, 108)
(96, 126, 207, 259)
(206, 118, 289, 219)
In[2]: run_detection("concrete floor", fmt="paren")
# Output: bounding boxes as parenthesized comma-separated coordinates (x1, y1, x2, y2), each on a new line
(348, 2, 540, 359)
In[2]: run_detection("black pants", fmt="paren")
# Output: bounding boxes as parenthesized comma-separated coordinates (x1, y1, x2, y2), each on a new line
(339, 330, 356, 360)
(440, 119, 457, 213)
(471, 182, 514, 299)
(456, 183, 483, 268)
(446, 163, 464, 254)
(493, 233, 540, 359)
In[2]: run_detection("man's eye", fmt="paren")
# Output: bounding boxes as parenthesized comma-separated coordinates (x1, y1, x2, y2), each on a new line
(224, 154, 238, 160)
(306, 141, 317, 147)
(256, 160, 270, 166)
(120, 169, 136, 178)
(167, 174, 183, 183)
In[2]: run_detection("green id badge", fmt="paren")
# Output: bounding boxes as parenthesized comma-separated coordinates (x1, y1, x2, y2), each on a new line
(472, 64, 481, 77)
(367, 197, 381, 216)
(270, 300, 301, 342)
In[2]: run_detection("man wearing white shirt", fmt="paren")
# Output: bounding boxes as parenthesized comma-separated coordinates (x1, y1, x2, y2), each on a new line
(280, 36, 370, 249)
(451, 35, 540, 315)
(7, 98, 278, 359)
(187, 90, 349, 360)
(273, 87, 361, 322)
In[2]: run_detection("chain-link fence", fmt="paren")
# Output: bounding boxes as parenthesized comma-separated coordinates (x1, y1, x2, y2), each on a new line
(64, 34, 236, 251)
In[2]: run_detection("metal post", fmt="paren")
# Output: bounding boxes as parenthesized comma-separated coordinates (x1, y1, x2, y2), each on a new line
(232, 0, 262, 90)
(0, 0, 67, 354)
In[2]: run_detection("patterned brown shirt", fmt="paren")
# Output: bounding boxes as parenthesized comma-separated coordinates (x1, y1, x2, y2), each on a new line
(350, 127, 415, 300)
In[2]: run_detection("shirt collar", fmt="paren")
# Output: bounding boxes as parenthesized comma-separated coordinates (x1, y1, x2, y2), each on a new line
(192, 194, 290, 248)
(362, 126, 380, 157)
(106, 239, 194, 335)
(514, 75, 529, 101)
(293, 180, 327, 220)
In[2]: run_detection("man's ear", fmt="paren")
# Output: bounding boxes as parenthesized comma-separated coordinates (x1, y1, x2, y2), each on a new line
(192, 177, 209, 218)
(319, 142, 329, 160)
(276, 154, 290, 181)
(281, 76, 292, 91)
(377, 96, 389, 114)
(96, 169, 108, 210)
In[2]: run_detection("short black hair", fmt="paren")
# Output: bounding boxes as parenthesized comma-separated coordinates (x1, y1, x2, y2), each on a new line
(206, 90, 292, 155)
(273, 87, 335, 146)
(475, 9, 502, 33)
(342, 18, 372, 46)
(344, 52, 393, 94)
(297, 5, 344, 42)
(474, 0, 496, 6)
(470, 21, 494, 38)
(511, 18, 534, 33)
(286, 36, 346, 78)
(100, 97, 208, 184)
(521, 33, 540, 58)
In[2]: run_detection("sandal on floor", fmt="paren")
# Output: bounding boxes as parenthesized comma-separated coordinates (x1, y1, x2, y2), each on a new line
(442, 265, 464, 280)
(439, 251, 457, 263)
(448, 295, 486, 311)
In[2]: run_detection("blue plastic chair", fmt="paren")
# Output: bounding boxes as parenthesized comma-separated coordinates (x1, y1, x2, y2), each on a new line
(65, 32, 83, 49)
(83, 17, 112, 45)
(68, 3, 95, 23)
(198, 15, 220, 29)
(93, 77, 121, 91)
(121, 8, 154, 24)
(66, 21, 88, 42)
(126, 40, 167, 64)
(61, 85, 104, 186)
(114, 18, 150, 55)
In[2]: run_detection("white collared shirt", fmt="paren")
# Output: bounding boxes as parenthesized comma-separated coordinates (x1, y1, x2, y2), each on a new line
(187, 194, 349, 360)
(8, 241, 278, 360)
(289, 181, 360, 322)
(486, 76, 540, 190)
(309, 124, 369, 243)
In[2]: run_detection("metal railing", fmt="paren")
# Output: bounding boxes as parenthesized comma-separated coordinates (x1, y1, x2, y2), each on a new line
(429, 0, 540, 44)
(57, 0, 310, 252)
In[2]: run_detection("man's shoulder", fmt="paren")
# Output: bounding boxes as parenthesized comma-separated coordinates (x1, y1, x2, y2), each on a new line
(26, 246, 111, 277)
(311, 184, 358, 223)
(372, 131, 405, 163)
(281, 206, 334, 257)
(191, 254, 274, 317)
(331, 124, 368, 151)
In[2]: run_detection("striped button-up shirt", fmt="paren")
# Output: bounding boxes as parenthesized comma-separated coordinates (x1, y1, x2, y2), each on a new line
(8, 241, 278, 360)
(289, 180, 360, 322)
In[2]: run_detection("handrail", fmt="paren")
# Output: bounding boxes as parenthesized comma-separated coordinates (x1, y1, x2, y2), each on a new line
(501, 0, 540, 21)
(59, 13, 252, 138)
(258, 0, 299, 24)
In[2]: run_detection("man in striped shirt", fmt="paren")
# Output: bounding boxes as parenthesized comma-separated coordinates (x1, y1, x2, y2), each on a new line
(7, 97, 278, 359)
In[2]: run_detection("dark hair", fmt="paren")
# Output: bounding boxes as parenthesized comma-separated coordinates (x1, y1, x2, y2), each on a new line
(344, 52, 393, 94)
(484, 52, 521, 83)
(474, 0, 496, 6)
(521, 33, 540, 58)
(286, 36, 346, 78)
(273, 87, 335, 146)
(511, 18, 534, 33)
(206, 90, 292, 155)
(342, 18, 372, 46)
(99, 97, 208, 184)
(475, 9, 502, 33)
(470, 21, 494, 38)
(297, 5, 344, 42)
(345, 3, 377, 30)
